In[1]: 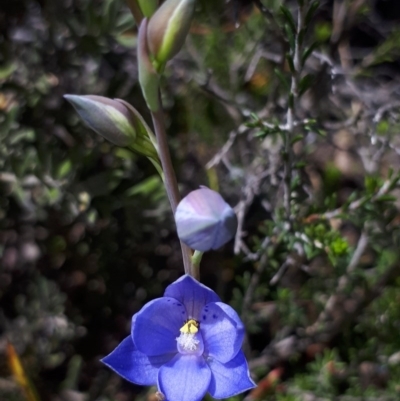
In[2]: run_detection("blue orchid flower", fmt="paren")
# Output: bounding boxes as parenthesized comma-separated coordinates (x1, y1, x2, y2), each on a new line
(102, 275, 255, 401)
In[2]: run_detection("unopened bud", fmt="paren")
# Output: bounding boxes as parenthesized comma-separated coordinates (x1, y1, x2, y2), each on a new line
(115, 98, 158, 155)
(65, 95, 160, 165)
(64, 95, 136, 146)
(175, 187, 237, 252)
(147, 0, 195, 70)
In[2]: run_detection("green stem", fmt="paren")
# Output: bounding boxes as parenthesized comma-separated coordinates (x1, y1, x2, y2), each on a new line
(150, 94, 194, 277)
(191, 250, 203, 280)
(125, 0, 144, 25)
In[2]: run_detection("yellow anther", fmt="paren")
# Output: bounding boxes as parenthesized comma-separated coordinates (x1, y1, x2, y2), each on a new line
(180, 319, 199, 334)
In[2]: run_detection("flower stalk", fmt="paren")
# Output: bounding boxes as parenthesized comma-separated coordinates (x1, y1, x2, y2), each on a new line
(135, 0, 201, 277)
(125, 0, 144, 25)
(150, 97, 194, 277)
(191, 250, 203, 268)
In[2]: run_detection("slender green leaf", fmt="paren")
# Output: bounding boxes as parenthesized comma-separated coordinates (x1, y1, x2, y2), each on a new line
(274, 68, 290, 92)
(280, 5, 296, 35)
(305, 1, 320, 26)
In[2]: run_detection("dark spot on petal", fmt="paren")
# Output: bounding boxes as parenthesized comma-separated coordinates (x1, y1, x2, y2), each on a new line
(213, 314, 217, 319)
(203, 315, 206, 320)
(182, 311, 185, 314)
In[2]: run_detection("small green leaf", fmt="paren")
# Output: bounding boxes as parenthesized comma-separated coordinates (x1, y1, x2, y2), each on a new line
(274, 68, 290, 92)
(376, 120, 389, 135)
(280, 5, 296, 35)
(9, 129, 35, 145)
(254, 130, 266, 138)
(301, 42, 319, 66)
(56, 160, 72, 179)
(365, 176, 380, 194)
(376, 195, 397, 202)
(286, 53, 295, 73)
(47, 188, 61, 204)
(291, 134, 303, 145)
(0, 63, 16, 79)
(125, 175, 162, 197)
(305, 1, 320, 26)
(284, 23, 295, 50)
(299, 73, 314, 96)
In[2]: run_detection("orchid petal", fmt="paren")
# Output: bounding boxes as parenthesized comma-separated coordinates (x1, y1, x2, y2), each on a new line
(164, 275, 220, 320)
(133, 297, 187, 356)
(158, 354, 211, 401)
(101, 336, 174, 385)
(200, 302, 244, 363)
(207, 351, 256, 398)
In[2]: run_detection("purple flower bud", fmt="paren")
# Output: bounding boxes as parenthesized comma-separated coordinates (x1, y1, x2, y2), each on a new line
(64, 95, 136, 146)
(175, 187, 237, 252)
(64, 95, 159, 162)
(147, 0, 195, 70)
